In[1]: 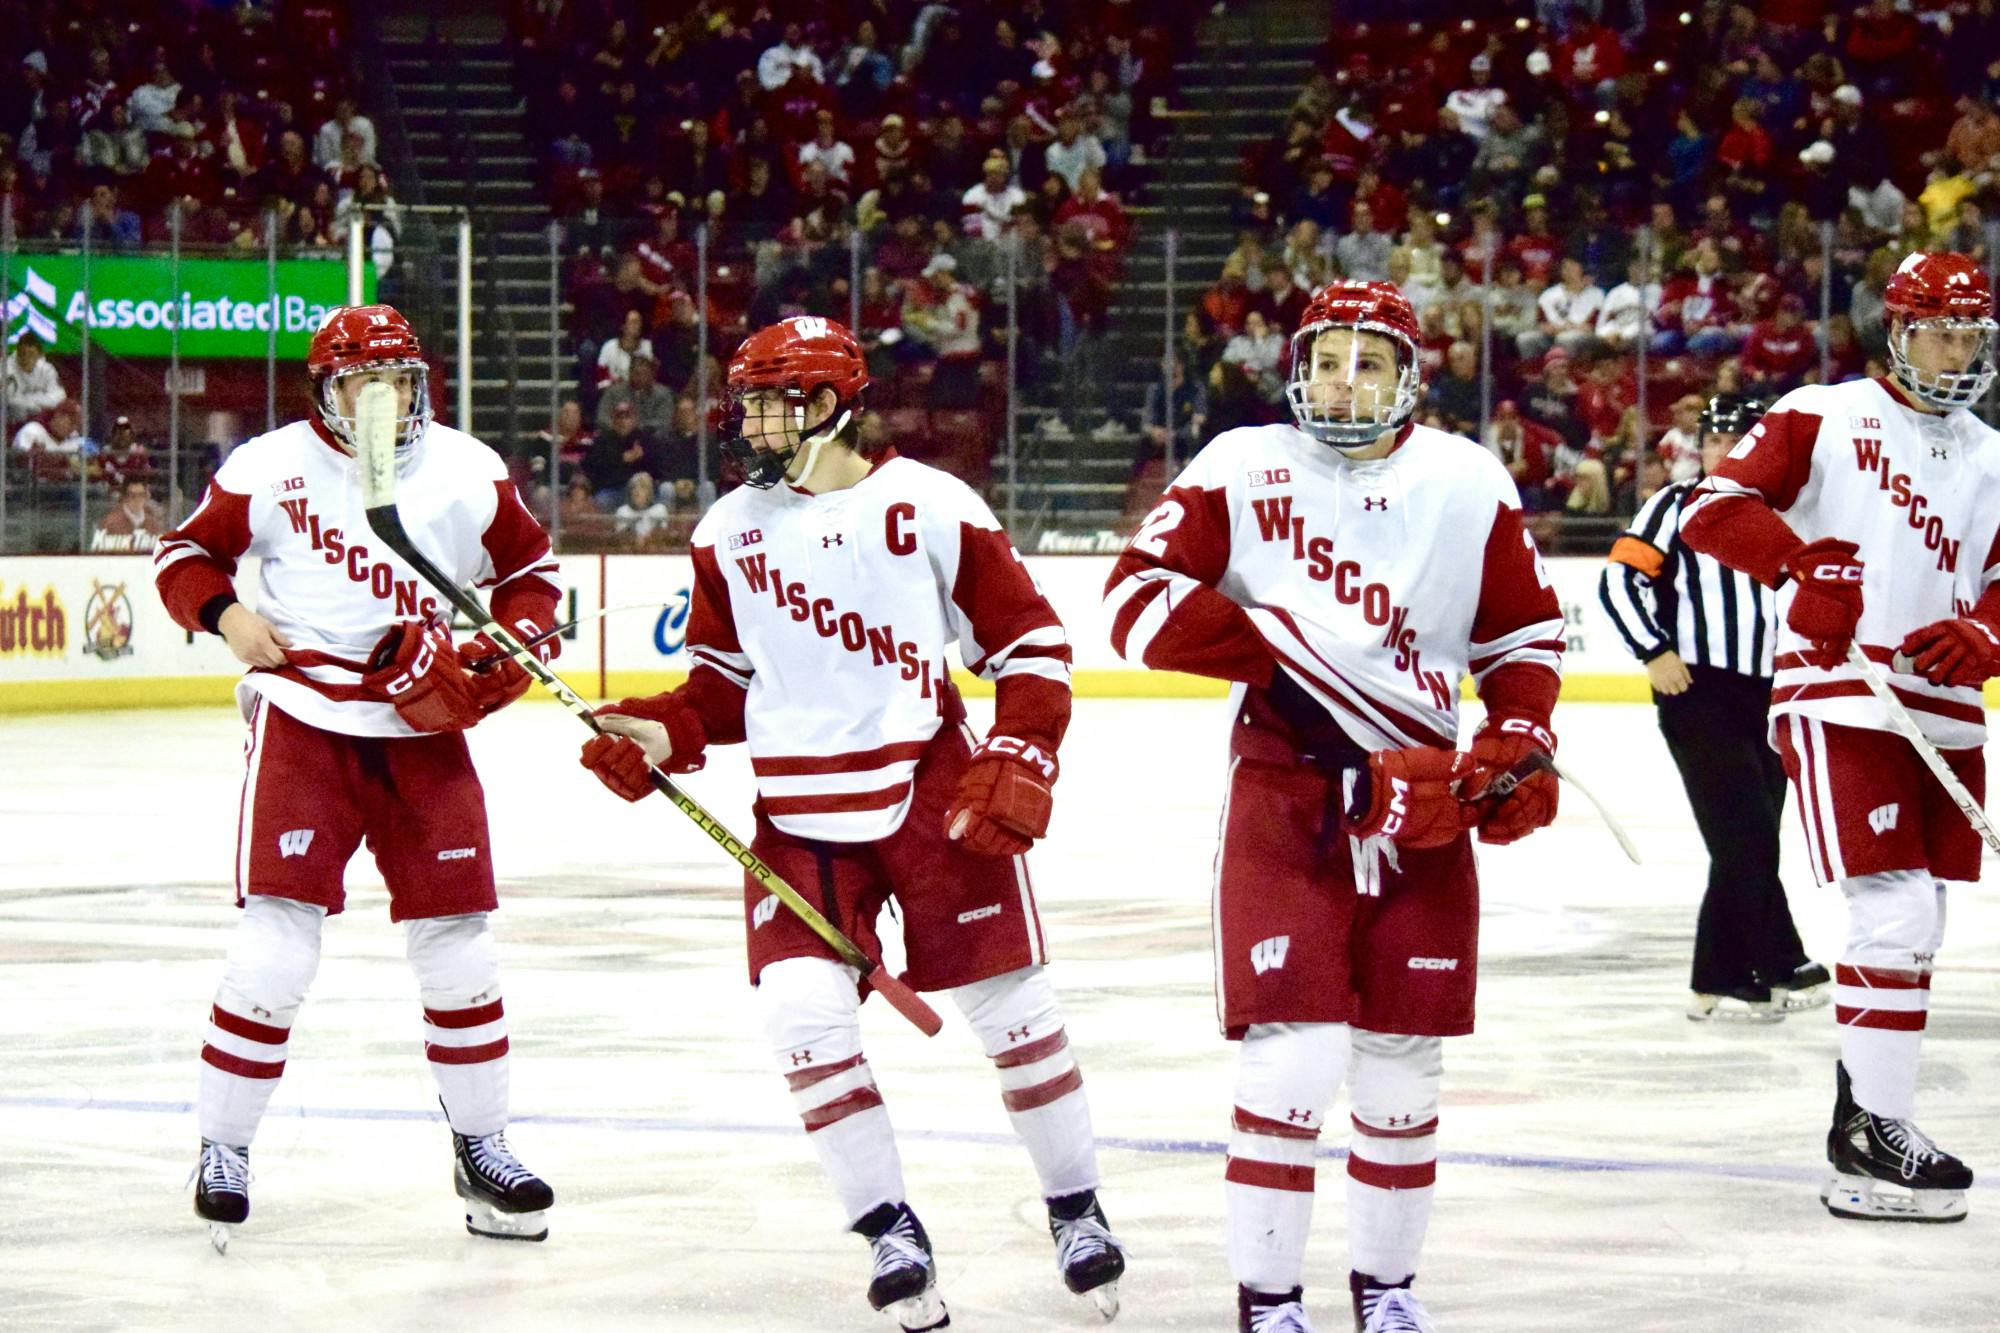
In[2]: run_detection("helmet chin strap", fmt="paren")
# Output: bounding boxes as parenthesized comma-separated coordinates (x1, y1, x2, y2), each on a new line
(786, 399, 853, 488)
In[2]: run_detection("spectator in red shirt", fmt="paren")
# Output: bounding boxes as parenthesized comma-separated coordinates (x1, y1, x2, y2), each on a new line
(1351, 163, 1407, 236)
(1506, 194, 1564, 285)
(1555, 18, 1628, 103)
(1741, 293, 1819, 393)
(1716, 98, 1774, 213)
(1483, 398, 1560, 510)
(1655, 239, 1744, 356)
(1199, 255, 1253, 339)
(1254, 259, 1309, 338)
(1051, 166, 1130, 256)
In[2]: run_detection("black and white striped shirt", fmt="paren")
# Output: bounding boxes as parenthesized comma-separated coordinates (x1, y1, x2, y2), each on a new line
(1599, 479, 1776, 678)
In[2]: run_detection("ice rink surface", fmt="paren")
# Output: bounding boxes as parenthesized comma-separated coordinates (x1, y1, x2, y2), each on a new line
(2, 696, 1997, 1332)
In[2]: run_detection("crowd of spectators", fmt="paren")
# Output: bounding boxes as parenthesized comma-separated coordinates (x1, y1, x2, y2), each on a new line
(0, 2, 404, 266)
(1182, 0, 2000, 525)
(511, 0, 1200, 520)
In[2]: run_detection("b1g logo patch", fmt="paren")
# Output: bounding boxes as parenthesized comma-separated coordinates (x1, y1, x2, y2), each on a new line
(1247, 468, 1291, 487)
(729, 528, 763, 550)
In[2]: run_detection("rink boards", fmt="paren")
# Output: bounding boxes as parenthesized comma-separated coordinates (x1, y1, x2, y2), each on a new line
(0, 551, 1943, 712)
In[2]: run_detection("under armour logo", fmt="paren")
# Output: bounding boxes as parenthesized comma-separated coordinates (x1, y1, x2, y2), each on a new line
(1363, 497, 1388, 511)
(1285, 1108, 1313, 1124)
(821, 533, 844, 548)
(1384, 1113, 1414, 1127)
(1008, 1025, 1032, 1042)
(1933, 447, 1950, 460)
(790, 1050, 813, 1066)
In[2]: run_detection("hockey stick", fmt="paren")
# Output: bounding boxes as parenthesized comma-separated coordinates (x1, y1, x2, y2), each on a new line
(1478, 750, 1642, 864)
(465, 603, 670, 672)
(353, 384, 944, 1036)
(1846, 642, 2000, 853)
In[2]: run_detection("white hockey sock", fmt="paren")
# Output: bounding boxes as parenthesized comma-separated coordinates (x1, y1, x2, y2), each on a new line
(950, 967, 1099, 1199)
(1835, 872, 1941, 1121)
(198, 895, 324, 1147)
(1345, 1030, 1441, 1285)
(407, 913, 510, 1137)
(1226, 1022, 1347, 1294)
(763, 957, 906, 1224)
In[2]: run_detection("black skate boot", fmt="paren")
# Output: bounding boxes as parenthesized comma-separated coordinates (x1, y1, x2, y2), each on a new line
(190, 1140, 251, 1254)
(1239, 1285, 1313, 1332)
(1350, 1271, 1437, 1332)
(854, 1202, 949, 1330)
(1048, 1189, 1126, 1320)
(452, 1126, 554, 1241)
(1767, 960, 1831, 1013)
(1822, 1061, 1971, 1223)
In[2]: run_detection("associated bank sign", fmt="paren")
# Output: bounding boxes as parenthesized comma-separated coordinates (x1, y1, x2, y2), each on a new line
(3, 254, 375, 359)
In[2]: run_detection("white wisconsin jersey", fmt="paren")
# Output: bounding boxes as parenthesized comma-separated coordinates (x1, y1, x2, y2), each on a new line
(689, 454, 1068, 841)
(156, 420, 560, 737)
(1106, 422, 1563, 751)
(1685, 377, 2000, 749)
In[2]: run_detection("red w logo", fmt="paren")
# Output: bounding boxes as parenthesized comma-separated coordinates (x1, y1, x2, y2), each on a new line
(1251, 497, 1294, 542)
(736, 552, 770, 594)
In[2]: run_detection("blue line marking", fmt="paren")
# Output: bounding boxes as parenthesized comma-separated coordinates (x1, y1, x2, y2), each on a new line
(10, 1094, 1984, 1190)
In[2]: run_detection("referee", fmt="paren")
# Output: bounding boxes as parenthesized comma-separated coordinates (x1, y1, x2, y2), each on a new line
(1599, 394, 1829, 1023)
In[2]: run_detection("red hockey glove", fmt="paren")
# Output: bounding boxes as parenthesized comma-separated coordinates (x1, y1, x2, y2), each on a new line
(463, 623, 558, 716)
(1898, 616, 2000, 688)
(1467, 717, 1559, 845)
(578, 694, 708, 801)
(1342, 746, 1482, 849)
(362, 620, 483, 733)
(1780, 538, 1865, 669)
(945, 736, 1058, 859)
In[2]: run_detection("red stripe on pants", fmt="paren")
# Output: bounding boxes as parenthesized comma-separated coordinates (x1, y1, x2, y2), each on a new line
(993, 1029, 1069, 1069)
(1002, 1066, 1083, 1112)
(1351, 1114, 1439, 1139)
(801, 1085, 884, 1132)
(1347, 1156, 1437, 1189)
(1835, 1006, 1927, 1031)
(425, 1036, 511, 1065)
(1234, 1106, 1322, 1140)
(210, 1005, 288, 1045)
(201, 1044, 285, 1079)
(424, 999, 505, 1029)
(1834, 964, 1929, 990)
(1225, 1156, 1316, 1192)
(786, 1052, 865, 1092)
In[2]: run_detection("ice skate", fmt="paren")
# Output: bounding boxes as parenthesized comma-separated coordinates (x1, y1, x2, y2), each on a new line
(1239, 1285, 1314, 1332)
(452, 1126, 553, 1241)
(1769, 961, 1831, 1013)
(1821, 1062, 1970, 1223)
(1686, 984, 1783, 1023)
(855, 1202, 950, 1330)
(189, 1140, 251, 1254)
(1048, 1189, 1126, 1320)
(1352, 1274, 1437, 1333)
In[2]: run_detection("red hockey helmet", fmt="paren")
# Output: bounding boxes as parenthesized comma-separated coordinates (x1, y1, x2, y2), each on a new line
(722, 315, 871, 488)
(1882, 252, 1997, 410)
(307, 304, 432, 456)
(1286, 280, 1424, 448)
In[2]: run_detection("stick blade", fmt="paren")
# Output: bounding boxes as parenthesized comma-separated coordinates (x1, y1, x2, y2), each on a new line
(354, 380, 400, 507)
(870, 971, 944, 1036)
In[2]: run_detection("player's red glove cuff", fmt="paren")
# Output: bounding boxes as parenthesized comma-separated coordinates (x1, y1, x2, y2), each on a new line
(362, 620, 482, 733)
(945, 736, 1058, 859)
(1467, 718, 1559, 845)
(463, 621, 555, 716)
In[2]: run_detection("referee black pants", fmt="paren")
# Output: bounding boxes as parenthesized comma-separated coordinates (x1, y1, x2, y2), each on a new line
(1655, 666, 1809, 993)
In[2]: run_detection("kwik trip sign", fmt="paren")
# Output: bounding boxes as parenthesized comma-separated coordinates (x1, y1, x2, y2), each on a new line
(3, 254, 374, 358)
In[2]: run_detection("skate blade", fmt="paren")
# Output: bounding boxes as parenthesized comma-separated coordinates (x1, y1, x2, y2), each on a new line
(1774, 985, 1830, 1013)
(462, 1198, 549, 1242)
(1084, 1280, 1120, 1321)
(206, 1221, 233, 1254)
(885, 1287, 949, 1331)
(1820, 1172, 1968, 1223)
(1686, 995, 1784, 1024)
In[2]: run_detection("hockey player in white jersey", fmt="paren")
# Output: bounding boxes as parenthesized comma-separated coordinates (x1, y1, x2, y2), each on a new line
(1105, 281, 1565, 1332)
(155, 305, 562, 1250)
(575, 315, 1125, 1328)
(1681, 251, 1998, 1222)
